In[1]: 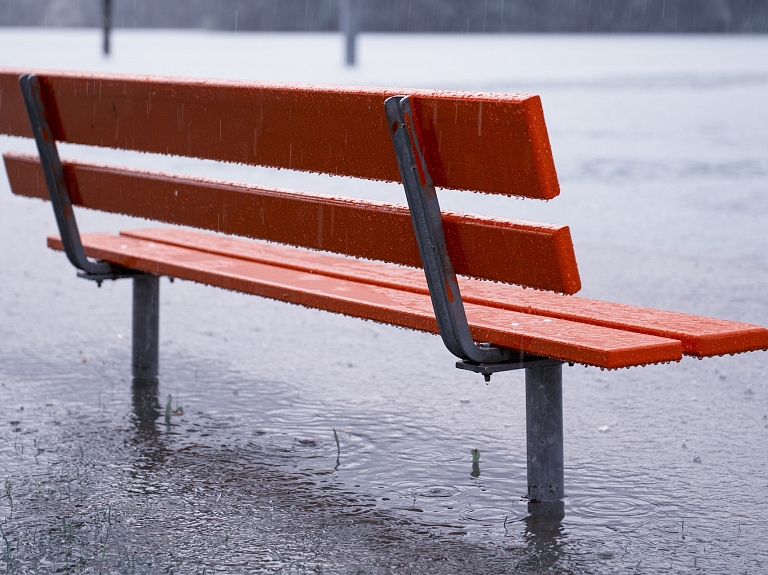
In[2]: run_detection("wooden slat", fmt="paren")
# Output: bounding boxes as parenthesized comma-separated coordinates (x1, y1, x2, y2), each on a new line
(121, 228, 768, 358)
(47, 232, 682, 369)
(0, 67, 559, 198)
(3, 151, 581, 293)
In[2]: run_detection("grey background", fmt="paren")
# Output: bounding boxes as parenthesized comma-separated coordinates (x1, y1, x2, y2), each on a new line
(0, 29, 767, 573)
(1, 0, 767, 32)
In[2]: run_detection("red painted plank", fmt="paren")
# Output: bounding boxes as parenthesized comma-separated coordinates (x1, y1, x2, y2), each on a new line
(47, 232, 681, 368)
(0, 67, 559, 198)
(2, 152, 579, 292)
(121, 228, 768, 358)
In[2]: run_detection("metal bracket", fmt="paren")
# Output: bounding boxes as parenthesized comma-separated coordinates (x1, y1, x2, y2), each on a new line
(457, 354, 564, 383)
(76, 268, 146, 287)
(385, 95, 549, 379)
(19, 73, 136, 284)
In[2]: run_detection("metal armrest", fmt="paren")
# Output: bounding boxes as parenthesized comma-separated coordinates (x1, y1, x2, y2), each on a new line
(19, 73, 136, 284)
(385, 95, 556, 380)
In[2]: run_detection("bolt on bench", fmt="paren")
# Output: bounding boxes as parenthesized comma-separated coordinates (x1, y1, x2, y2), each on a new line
(2, 69, 767, 506)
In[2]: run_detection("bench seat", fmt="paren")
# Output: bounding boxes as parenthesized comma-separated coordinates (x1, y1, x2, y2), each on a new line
(8, 146, 759, 360)
(51, 227, 764, 370)
(121, 228, 768, 359)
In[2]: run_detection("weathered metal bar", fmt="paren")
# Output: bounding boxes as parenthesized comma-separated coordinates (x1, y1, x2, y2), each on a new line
(385, 95, 514, 367)
(19, 74, 114, 277)
(526, 362, 565, 502)
(133, 275, 160, 381)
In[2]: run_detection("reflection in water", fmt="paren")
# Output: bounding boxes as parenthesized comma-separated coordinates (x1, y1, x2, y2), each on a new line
(132, 376, 161, 435)
(522, 501, 566, 571)
(130, 377, 168, 468)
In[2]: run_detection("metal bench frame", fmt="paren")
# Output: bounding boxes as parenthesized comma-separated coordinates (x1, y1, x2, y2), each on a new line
(21, 73, 566, 504)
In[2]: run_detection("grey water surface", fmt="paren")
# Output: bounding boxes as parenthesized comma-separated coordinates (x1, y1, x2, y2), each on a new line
(1, 30, 767, 573)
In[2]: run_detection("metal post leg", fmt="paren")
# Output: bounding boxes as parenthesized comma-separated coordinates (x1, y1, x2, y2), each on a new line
(132, 275, 159, 380)
(526, 363, 564, 502)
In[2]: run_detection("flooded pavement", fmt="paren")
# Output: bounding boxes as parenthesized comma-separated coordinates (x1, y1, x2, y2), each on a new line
(1, 30, 768, 573)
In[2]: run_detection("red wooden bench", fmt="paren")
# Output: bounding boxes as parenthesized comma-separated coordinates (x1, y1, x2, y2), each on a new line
(2, 69, 766, 507)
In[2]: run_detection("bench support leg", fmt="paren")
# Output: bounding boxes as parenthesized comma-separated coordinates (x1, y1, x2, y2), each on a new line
(526, 362, 564, 502)
(132, 275, 160, 381)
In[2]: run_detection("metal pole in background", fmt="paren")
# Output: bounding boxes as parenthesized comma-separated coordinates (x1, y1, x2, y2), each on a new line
(525, 363, 565, 503)
(102, 0, 112, 55)
(133, 275, 160, 381)
(339, 0, 361, 66)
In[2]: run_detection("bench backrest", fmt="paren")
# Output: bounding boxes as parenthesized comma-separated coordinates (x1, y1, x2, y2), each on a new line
(0, 69, 581, 294)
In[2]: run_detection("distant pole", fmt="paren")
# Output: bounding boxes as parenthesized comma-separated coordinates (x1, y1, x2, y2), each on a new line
(339, 0, 361, 66)
(102, 0, 112, 55)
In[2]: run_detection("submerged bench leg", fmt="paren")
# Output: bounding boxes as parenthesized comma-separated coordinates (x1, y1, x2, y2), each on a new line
(526, 363, 564, 502)
(132, 275, 159, 380)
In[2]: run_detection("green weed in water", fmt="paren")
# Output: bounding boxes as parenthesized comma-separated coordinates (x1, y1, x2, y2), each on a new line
(165, 394, 172, 426)
(333, 428, 341, 470)
(164, 395, 184, 427)
(471, 449, 481, 478)
(4, 477, 12, 508)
